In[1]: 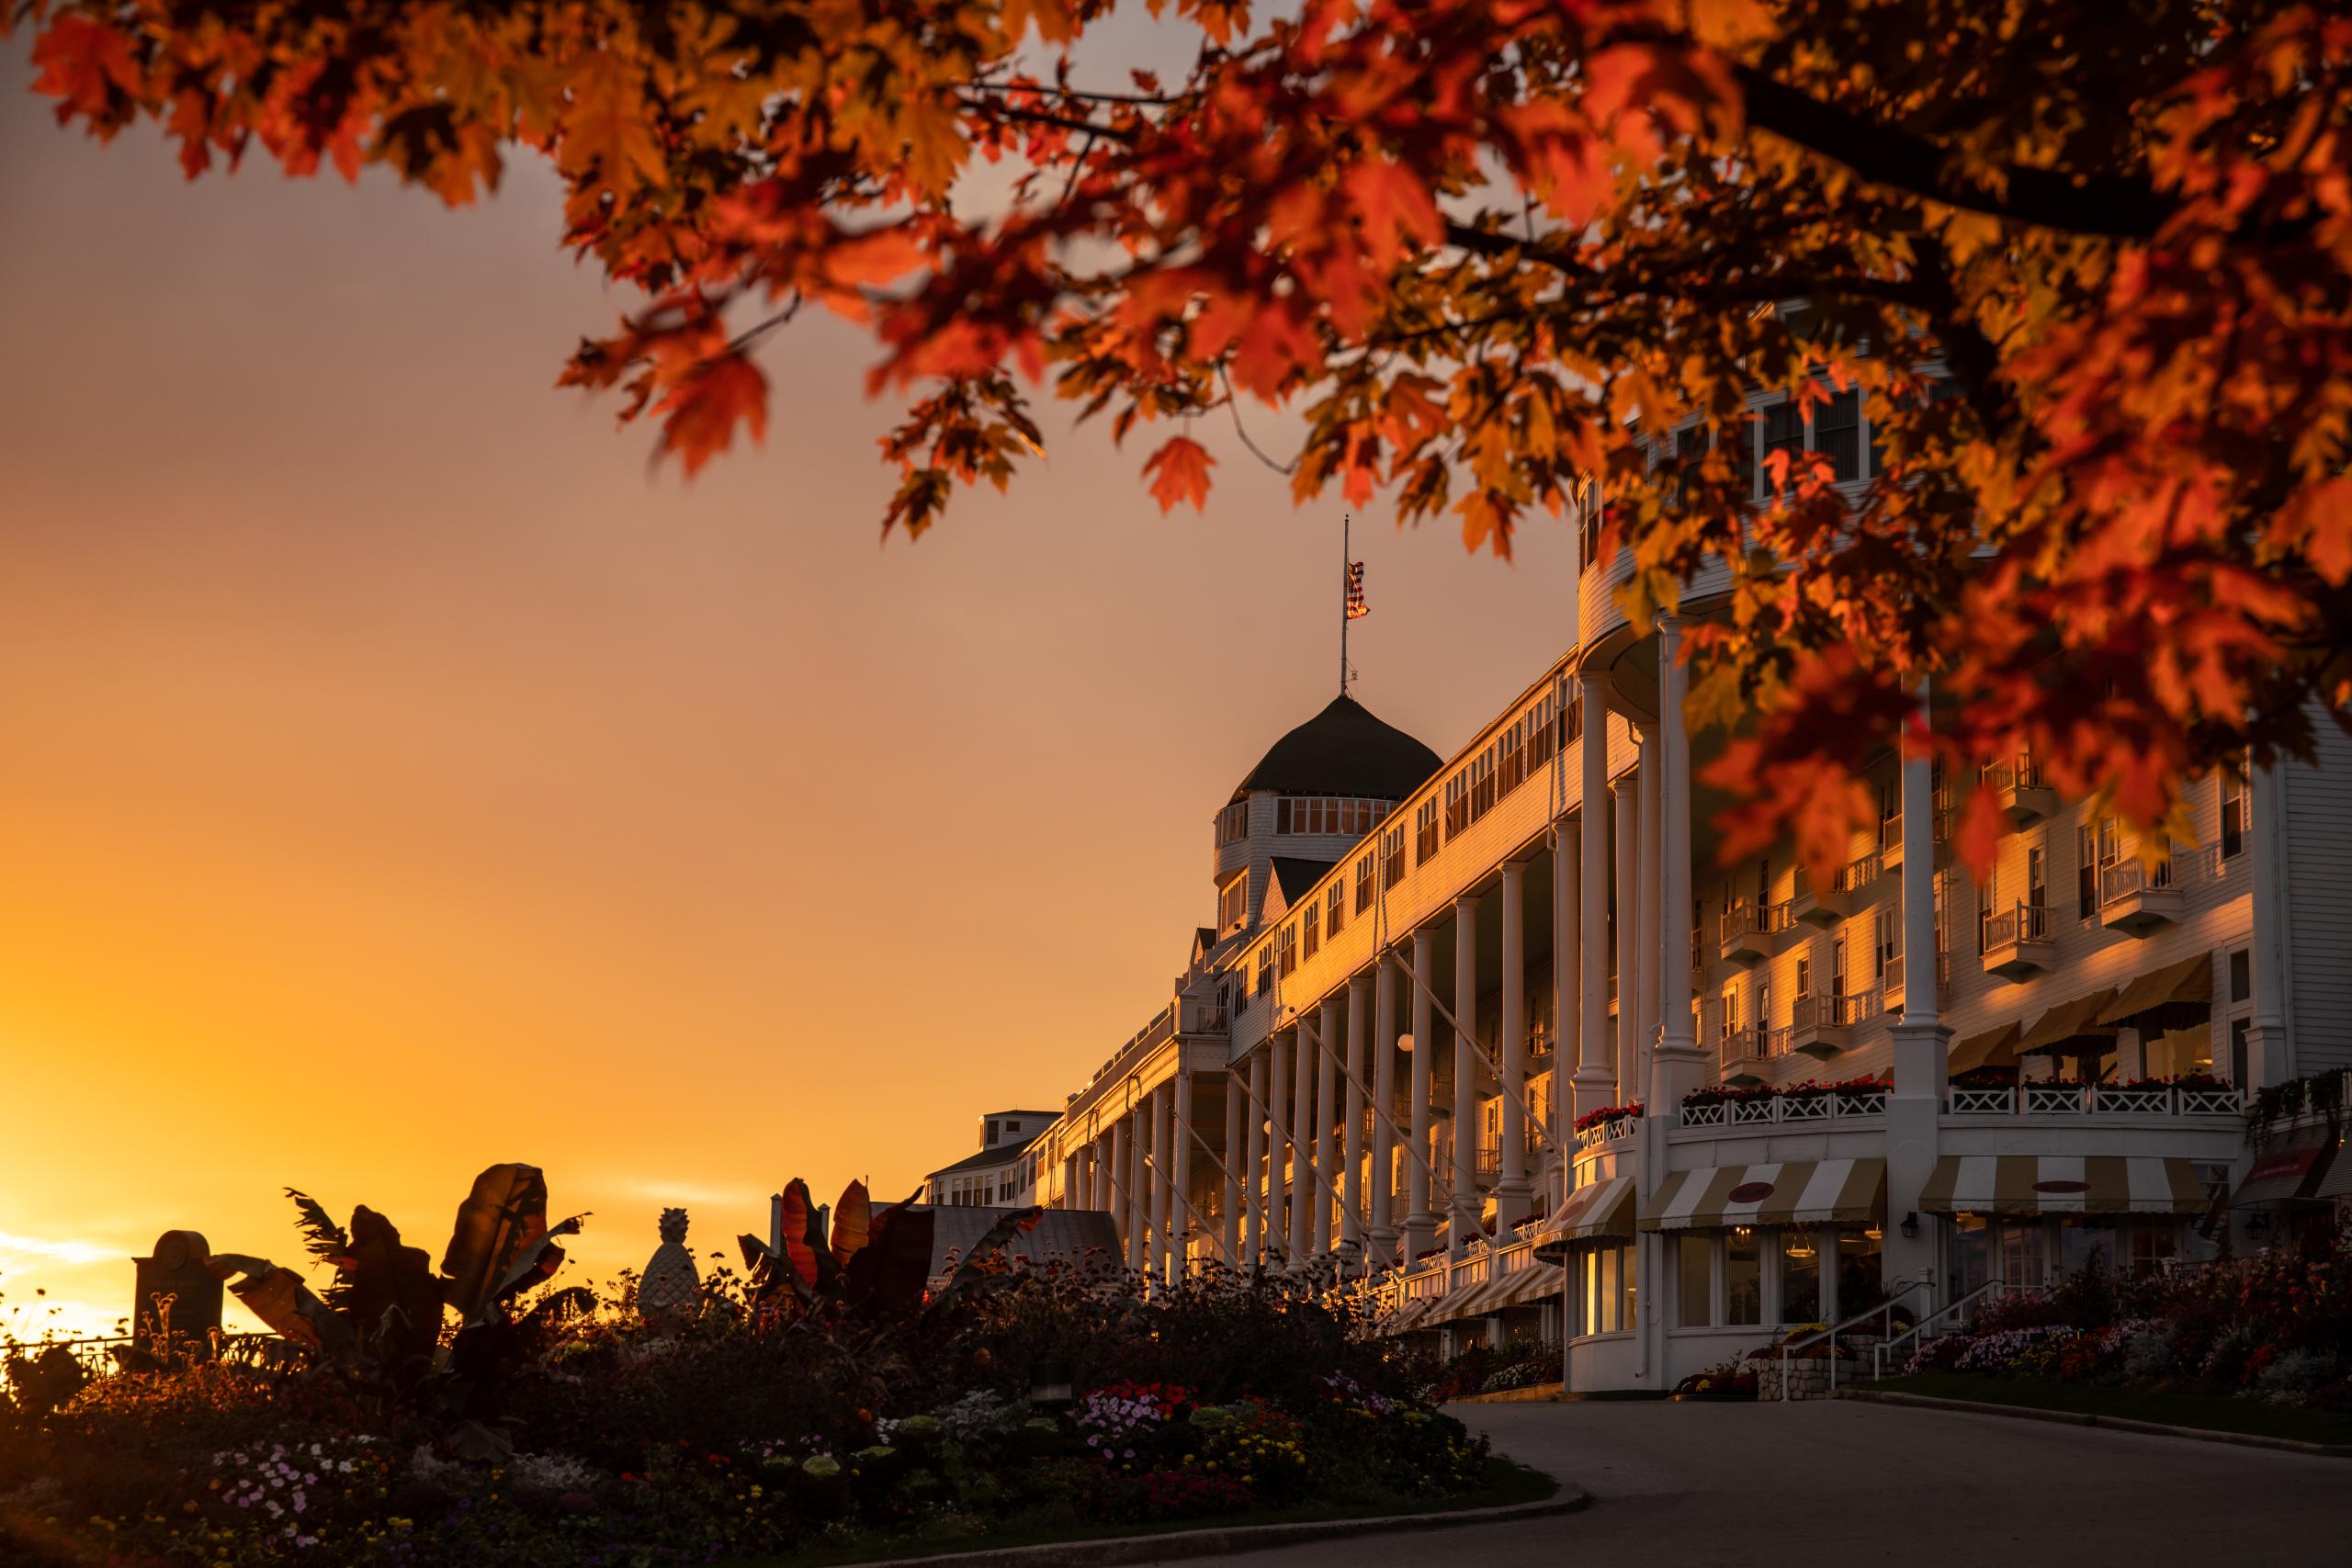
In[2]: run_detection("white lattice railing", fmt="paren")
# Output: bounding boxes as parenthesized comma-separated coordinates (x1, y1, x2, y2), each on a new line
(1678, 1089, 1887, 1130)
(1945, 1084, 2242, 1117)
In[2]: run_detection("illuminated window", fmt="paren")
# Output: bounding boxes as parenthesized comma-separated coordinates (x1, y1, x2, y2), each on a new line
(1302, 903, 1320, 962)
(1382, 824, 1406, 888)
(1498, 718, 1526, 795)
(1278, 924, 1297, 978)
(1256, 944, 1273, 998)
(1354, 854, 1374, 914)
(1417, 798, 1442, 864)
(1325, 883, 1345, 938)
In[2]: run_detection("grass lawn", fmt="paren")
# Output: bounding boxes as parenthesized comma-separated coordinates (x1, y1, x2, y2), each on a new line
(727, 1457, 1559, 1567)
(1871, 1373, 2352, 1447)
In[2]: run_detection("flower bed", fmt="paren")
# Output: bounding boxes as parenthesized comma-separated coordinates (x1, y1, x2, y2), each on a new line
(1, 1236, 1500, 1566)
(1894, 1231, 2352, 1417)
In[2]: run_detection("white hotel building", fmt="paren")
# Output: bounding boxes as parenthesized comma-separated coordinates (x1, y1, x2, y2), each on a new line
(928, 387, 2352, 1393)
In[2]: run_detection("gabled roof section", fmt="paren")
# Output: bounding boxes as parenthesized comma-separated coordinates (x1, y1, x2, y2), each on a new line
(1265, 857, 1336, 924)
(927, 1125, 1047, 1178)
(1233, 694, 1442, 803)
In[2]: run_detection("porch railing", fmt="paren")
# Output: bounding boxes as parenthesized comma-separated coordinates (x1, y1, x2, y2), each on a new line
(1778, 1277, 1931, 1401)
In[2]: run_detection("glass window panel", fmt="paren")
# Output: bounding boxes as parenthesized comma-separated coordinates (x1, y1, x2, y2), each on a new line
(1815, 389, 1860, 480)
(1597, 1247, 1619, 1333)
(1725, 1227, 1762, 1325)
(1837, 1228, 1883, 1320)
(1679, 1235, 1713, 1327)
(1779, 1230, 1821, 1325)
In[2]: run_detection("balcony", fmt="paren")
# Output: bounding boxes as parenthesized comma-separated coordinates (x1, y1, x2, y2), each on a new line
(1718, 900, 1783, 966)
(1679, 1085, 1889, 1131)
(1788, 992, 1862, 1057)
(1979, 900, 2056, 981)
(1944, 1083, 2243, 1118)
(1881, 953, 1905, 1015)
(1880, 811, 1905, 874)
(1824, 849, 1886, 918)
(2100, 855, 2183, 935)
(1717, 1023, 1778, 1082)
(1982, 757, 2057, 825)
(1787, 867, 1838, 929)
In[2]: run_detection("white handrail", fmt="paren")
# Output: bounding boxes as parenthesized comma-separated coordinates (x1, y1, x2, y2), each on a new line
(1776, 1276, 1931, 1402)
(1871, 1279, 2009, 1381)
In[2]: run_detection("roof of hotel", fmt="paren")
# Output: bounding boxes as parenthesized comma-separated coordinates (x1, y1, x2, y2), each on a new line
(1233, 693, 1442, 803)
(926, 1125, 1047, 1178)
(1268, 857, 1339, 906)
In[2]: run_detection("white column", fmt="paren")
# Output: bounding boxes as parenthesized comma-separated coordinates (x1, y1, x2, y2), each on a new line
(1150, 1083, 1174, 1283)
(1451, 893, 1481, 1250)
(1577, 681, 1614, 1124)
(1652, 615, 1702, 1096)
(1127, 1102, 1149, 1272)
(1554, 815, 1582, 1210)
(1221, 1071, 1243, 1265)
(1497, 860, 1532, 1226)
(1315, 998, 1340, 1259)
(1170, 1074, 1193, 1280)
(2247, 761, 2292, 1086)
(1245, 1052, 1270, 1269)
(1405, 929, 1437, 1257)
(1639, 722, 1663, 1060)
(1887, 677, 1951, 1292)
(1267, 1034, 1292, 1265)
(1109, 1116, 1133, 1263)
(1371, 956, 1398, 1262)
(1613, 765, 1642, 1107)
(1343, 974, 1370, 1260)
(1289, 1021, 1316, 1266)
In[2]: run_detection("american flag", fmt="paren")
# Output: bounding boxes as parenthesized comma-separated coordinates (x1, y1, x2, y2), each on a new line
(1345, 560, 1369, 619)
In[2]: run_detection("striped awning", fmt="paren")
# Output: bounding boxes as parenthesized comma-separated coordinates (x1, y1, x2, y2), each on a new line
(2234, 1126, 2338, 1206)
(1919, 1155, 2207, 1215)
(1529, 1176, 1637, 1258)
(1380, 1293, 1436, 1334)
(1639, 1159, 1886, 1232)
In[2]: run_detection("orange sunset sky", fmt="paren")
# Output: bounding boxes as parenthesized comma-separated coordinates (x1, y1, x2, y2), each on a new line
(0, 45, 1580, 1343)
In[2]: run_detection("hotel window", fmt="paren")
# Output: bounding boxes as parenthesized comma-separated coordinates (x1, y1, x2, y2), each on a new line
(1759, 400, 1803, 494)
(1677, 1235, 1713, 1327)
(2228, 947, 2253, 1084)
(1383, 823, 1407, 888)
(1873, 908, 1899, 980)
(1256, 944, 1273, 998)
(1326, 883, 1345, 938)
(1780, 1230, 1821, 1325)
(1565, 686, 1583, 742)
(1815, 389, 1861, 481)
(1724, 1227, 1762, 1325)
(1795, 953, 1812, 998)
(2221, 766, 2247, 860)
(2076, 822, 2098, 922)
(1444, 773, 1469, 839)
(1277, 925, 1297, 979)
(1469, 746, 1498, 818)
(1526, 692, 1558, 767)
(1416, 798, 1441, 864)
(1830, 938, 1847, 1000)
(1302, 903, 1320, 962)
(1219, 874, 1248, 935)
(1216, 800, 1250, 848)
(1354, 854, 1374, 914)
(1673, 424, 1710, 507)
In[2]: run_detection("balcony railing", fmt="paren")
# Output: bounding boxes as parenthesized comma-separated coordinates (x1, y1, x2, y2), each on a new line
(1945, 1083, 2243, 1117)
(1679, 1088, 1889, 1130)
(1718, 1023, 1775, 1077)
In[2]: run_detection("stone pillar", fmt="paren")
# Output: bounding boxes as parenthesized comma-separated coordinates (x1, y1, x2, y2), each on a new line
(1344, 974, 1370, 1261)
(1577, 681, 1615, 1124)
(1451, 892, 1482, 1251)
(1497, 860, 1532, 1227)
(2247, 761, 2293, 1087)
(1555, 814, 1582, 1210)
(1406, 930, 1437, 1258)
(1888, 679, 1951, 1293)
(1371, 957, 1399, 1264)
(1109, 1115, 1133, 1264)
(1315, 998, 1341, 1260)
(1170, 1074, 1193, 1281)
(1290, 1020, 1317, 1266)
(1267, 1034, 1292, 1266)
(1221, 1070, 1243, 1265)
(1245, 1052, 1270, 1269)
(1613, 765, 1643, 1106)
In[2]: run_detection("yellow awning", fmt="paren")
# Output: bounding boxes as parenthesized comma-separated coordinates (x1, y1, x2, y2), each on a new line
(1948, 1022, 2021, 1076)
(1529, 1176, 1636, 1258)
(2018, 988, 2120, 1055)
(1639, 1159, 1886, 1232)
(2098, 953, 2213, 1026)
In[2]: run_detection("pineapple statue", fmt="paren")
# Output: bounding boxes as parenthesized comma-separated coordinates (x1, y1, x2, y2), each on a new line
(639, 1206, 700, 1330)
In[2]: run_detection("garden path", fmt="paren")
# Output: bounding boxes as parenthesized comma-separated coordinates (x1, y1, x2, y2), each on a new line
(1140, 1398, 2352, 1566)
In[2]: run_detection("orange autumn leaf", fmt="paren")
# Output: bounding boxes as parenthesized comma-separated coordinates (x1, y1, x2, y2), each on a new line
(1143, 435, 1216, 513)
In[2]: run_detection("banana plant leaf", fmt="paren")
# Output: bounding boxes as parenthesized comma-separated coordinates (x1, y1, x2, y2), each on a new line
(776, 1179, 839, 1295)
(207, 1253, 350, 1355)
(737, 1233, 808, 1309)
(938, 1205, 1045, 1299)
(842, 1192, 932, 1316)
(473, 1213, 586, 1323)
(285, 1189, 351, 1279)
(336, 1204, 443, 1363)
(439, 1164, 549, 1321)
(831, 1179, 871, 1271)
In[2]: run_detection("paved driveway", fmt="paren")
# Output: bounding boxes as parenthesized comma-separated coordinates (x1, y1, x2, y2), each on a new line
(1145, 1399, 2352, 1566)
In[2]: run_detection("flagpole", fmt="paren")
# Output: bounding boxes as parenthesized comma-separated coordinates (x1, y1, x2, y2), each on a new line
(1340, 512, 1351, 697)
